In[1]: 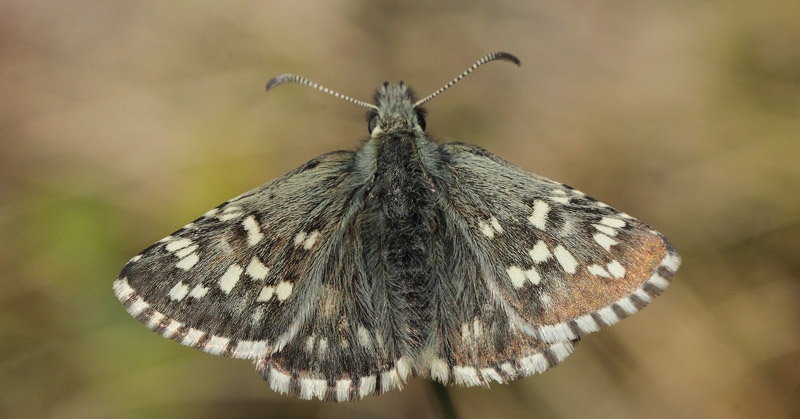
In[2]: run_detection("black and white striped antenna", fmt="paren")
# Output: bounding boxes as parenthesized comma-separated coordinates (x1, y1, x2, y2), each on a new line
(266, 52, 519, 110)
(266, 74, 378, 110)
(413, 52, 520, 108)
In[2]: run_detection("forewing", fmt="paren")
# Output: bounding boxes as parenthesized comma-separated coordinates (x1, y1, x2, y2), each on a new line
(440, 143, 680, 344)
(113, 151, 405, 401)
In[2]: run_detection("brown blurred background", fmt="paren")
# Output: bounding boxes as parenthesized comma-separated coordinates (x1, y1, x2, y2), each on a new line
(2, 1, 798, 418)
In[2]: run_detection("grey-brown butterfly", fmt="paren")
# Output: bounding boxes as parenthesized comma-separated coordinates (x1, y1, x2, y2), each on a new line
(114, 52, 680, 402)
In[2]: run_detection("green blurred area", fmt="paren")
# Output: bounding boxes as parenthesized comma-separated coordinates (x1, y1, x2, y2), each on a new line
(2, 1, 799, 418)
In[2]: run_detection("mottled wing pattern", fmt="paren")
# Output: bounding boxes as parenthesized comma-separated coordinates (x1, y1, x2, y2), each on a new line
(440, 143, 680, 344)
(417, 191, 579, 387)
(113, 151, 407, 401)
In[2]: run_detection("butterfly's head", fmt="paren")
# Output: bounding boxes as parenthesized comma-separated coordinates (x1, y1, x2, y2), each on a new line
(367, 82, 426, 137)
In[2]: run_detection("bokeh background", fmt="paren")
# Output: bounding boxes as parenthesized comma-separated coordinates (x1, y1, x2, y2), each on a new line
(2, 1, 799, 418)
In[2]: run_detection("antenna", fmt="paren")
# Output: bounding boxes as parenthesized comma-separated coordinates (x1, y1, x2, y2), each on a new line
(266, 74, 378, 110)
(413, 52, 520, 108)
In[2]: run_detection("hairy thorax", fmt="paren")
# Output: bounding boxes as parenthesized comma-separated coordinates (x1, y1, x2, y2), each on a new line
(359, 130, 441, 350)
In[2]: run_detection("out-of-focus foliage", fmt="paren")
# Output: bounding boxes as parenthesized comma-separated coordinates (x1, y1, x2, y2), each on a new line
(1, 1, 798, 418)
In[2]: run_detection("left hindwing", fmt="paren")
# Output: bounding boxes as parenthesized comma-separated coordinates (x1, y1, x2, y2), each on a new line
(439, 143, 681, 343)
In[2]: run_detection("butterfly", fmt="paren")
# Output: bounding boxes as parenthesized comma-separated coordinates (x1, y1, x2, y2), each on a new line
(113, 52, 680, 402)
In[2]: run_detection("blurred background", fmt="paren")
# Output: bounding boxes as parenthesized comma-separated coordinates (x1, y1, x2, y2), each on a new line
(2, 1, 798, 418)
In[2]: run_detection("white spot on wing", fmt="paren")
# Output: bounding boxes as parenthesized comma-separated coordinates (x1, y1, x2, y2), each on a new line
(553, 245, 578, 274)
(242, 215, 264, 246)
(165, 238, 192, 252)
(617, 297, 638, 315)
(528, 200, 550, 230)
(490, 216, 503, 234)
(500, 362, 516, 377)
(519, 353, 548, 375)
(161, 320, 182, 338)
(251, 307, 264, 323)
(175, 245, 198, 258)
(524, 268, 541, 285)
(607, 260, 626, 278)
(663, 252, 681, 271)
(538, 323, 577, 342)
(479, 220, 494, 238)
(269, 369, 291, 395)
(550, 342, 573, 362)
(246, 256, 269, 280)
(218, 264, 243, 294)
(336, 379, 351, 401)
(539, 292, 553, 308)
(472, 318, 483, 338)
(648, 273, 669, 290)
(597, 306, 620, 325)
(188, 284, 209, 299)
(506, 266, 526, 288)
(357, 326, 372, 348)
(529, 241, 552, 263)
(396, 357, 410, 380)
(594, 233, 618, 251)
(218, 206, 242, 221)
(205, 335, 230, 355)
(300, 378, 328, 400)
(359, 375, 376, 399)
(275, 281, 293, 301)
(147, 311, 164, 329)
(127, 297, 150, 317)
(429, 357, 450, 383)
(182, 328, 204, 346)
(600, 217, 626, 228)
(303, 230, 320, 250)
(593, 224, 617, 236)
(588, 264, 611, 277)
(633, 288, 652, 304)
(293, 231, 306, 246)
(575, 315, 600, 333)
(453, 366, 481, 386)
(256, 286, 275, 302)
(381, 368, 400, 393)
(112, 277, 132, 299)
(481, 368, 504, 384)
(176, 253, 199, 270)
(168, 282, 190, 301)
(233, 340, 269, 359)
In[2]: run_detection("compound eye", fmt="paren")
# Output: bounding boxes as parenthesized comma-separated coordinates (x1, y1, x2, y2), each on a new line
(368, 116, 379, 134)
(416, 110, 426, 131)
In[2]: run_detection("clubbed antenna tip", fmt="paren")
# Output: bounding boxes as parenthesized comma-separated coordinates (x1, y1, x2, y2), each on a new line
(265, 73, 378, 110)
(414, 51, 521, 107)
